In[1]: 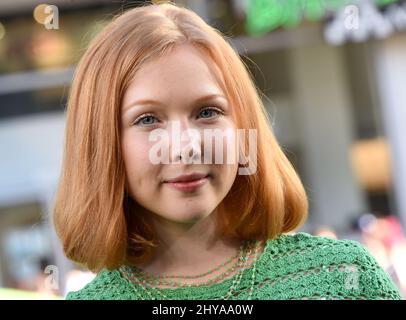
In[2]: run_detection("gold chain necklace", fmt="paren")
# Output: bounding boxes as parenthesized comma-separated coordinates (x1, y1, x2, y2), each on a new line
(123, 240, 254, 288)
(120, 239, 261, 300)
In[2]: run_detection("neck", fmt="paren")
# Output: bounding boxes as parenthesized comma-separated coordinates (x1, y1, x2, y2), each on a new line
(135, 209, 242, 275)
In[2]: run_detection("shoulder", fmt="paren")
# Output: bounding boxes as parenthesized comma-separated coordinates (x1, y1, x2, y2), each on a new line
(271, 231, 364, 250)
(271, 231, 385, 262)
(265, 231, 370, 265)
(65, 268, 133, 300)
(261, 232, 402, 299)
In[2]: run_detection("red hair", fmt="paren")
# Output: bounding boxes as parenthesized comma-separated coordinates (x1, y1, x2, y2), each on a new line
(52, 2, 308, 273)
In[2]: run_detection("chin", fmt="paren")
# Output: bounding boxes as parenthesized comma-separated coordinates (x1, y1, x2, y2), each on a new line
(168, 209, 213, 223)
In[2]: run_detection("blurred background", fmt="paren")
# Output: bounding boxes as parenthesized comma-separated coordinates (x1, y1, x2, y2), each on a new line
(0, 0, 405, 299)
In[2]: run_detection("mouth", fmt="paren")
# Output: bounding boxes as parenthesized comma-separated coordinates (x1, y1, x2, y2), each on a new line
(163, 174, 211, 192)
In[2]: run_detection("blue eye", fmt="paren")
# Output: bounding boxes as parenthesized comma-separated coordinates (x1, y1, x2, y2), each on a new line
(133, 114, 158, 126)
(198, 107, 223, 119)
(132, 107, 223, 126)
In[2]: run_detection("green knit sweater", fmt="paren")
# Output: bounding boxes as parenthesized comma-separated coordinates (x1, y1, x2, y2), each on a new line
(65, 232, 402, 300)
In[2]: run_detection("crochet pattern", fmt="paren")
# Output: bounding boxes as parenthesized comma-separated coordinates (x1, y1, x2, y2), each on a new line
(65, 232, 402, 300)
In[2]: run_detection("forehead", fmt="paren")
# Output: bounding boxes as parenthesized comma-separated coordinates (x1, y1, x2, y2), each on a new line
(122, 45, 227, 107)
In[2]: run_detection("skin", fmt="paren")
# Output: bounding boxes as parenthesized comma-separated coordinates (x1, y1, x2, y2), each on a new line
(120, 44, 263, 284)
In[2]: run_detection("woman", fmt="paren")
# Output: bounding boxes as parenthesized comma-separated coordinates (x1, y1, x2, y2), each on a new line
(53, 2, 402, 300)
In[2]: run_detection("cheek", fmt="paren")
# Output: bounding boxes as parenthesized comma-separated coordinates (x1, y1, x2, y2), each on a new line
(121, 133, 157, 185)
(221, 122, 239, 189)
(205, 120, 238, 165)
(206, 121, 239, 188)
(222, 161, 239, 187)
(122, 131, 154, 163)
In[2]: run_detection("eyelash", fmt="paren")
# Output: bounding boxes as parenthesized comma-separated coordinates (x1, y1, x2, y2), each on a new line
(131, 106, 225, 126)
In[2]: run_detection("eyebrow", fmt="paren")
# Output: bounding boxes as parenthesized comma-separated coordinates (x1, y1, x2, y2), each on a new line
(123, 93, 227, 113)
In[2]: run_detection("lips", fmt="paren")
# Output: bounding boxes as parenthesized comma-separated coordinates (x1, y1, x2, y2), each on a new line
(164, 173, 209, 183)
(163, 173, 210, 192)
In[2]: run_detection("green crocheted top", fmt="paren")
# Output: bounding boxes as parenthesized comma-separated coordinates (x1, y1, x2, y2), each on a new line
(65, 232, 402, 300)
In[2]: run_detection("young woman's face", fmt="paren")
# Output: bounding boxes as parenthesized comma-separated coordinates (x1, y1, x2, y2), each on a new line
(120, 44, 238, 225)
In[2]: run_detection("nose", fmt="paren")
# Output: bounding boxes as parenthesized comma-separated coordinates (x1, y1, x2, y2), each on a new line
(168, 118, 202, 164)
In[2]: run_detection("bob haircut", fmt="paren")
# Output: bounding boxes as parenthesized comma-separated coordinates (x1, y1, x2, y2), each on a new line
(53, 2, 308, 273)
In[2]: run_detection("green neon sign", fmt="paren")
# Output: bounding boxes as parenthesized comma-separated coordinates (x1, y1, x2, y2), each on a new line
(246, 0, 400, 36)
